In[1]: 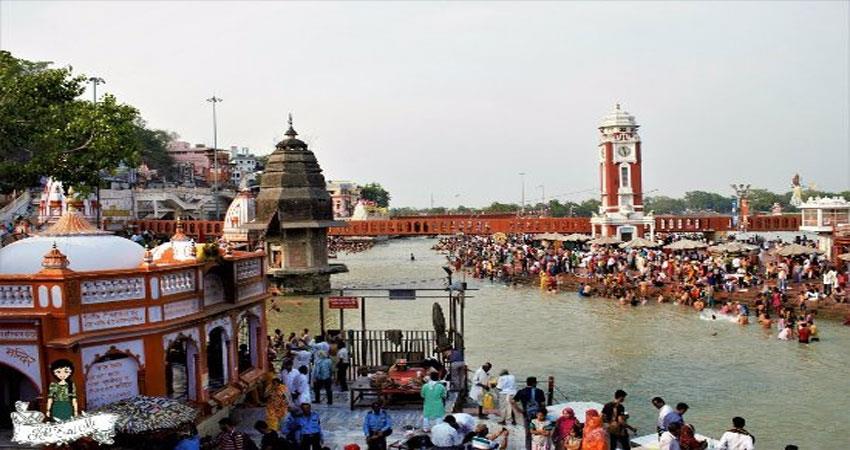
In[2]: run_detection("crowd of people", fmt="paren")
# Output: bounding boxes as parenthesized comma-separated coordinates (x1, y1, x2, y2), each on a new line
(433, 233, 849, 339)
(328, 237, 375, 256)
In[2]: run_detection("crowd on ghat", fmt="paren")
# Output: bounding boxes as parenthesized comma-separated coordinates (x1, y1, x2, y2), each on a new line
(433, 233, 850, 338)
(328, 237, 375, 256)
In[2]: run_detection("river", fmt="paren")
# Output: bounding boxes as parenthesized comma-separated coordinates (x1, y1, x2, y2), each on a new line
(268, 237, 849, 449)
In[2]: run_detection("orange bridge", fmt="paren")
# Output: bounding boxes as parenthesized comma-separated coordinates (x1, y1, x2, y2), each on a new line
(130, 213, 801, 240)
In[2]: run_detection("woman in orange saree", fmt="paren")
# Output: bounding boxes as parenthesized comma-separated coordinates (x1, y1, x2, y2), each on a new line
(581, 409, 609, 450)
(265, 377, 289, 431)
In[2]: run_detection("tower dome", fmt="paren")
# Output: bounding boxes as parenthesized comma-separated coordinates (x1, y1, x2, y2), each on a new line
(599, 103, 638, 129)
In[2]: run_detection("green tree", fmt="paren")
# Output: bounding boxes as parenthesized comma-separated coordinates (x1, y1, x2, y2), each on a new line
(746, 188, 787, 213)
(645, 196, 686, 214)
(0, 51, 142, 194)
(482, 202, 520, 213)
(573, 199, 601, 216)
(135, 122, 176, 179)
(360, 182, 391, 208)
(683, 190, 734, 213)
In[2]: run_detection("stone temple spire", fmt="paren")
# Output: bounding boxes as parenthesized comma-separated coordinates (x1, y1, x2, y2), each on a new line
(285, 113, 298, 137)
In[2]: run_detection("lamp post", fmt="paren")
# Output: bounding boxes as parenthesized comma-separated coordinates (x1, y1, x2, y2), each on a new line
(88, 77, 105, 228)
(538, 184, 545, 207)
(519, 172, 526, 215)
(207, 95, 223, 219)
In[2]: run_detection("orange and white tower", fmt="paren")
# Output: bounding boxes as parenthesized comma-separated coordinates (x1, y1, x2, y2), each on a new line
(590, 104, 654, 240)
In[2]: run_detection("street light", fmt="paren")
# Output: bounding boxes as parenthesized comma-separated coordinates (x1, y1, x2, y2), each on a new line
(88, 77, 105, 103)
(519, 172, 526, 214)
(537, 184, 545, 206)
(88, 77, 105, 229)
(207, 95, 223, 219)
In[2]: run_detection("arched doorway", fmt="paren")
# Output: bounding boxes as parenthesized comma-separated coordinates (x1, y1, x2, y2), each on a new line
(166, 337, 199, 401)
(0, 364, 39, 429)
(237, 314, 260, 374)
(85, 352, 141, 410)
(206, 327, 230, 390)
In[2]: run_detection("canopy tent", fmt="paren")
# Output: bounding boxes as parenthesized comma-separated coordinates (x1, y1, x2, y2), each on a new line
(663, 239, 708, 251)
(588, 236, 622, 246)
(620, 237, 660, 249)
(708, 242, 758, 254)
(775, 243, 822, 257)
(563, 233, 593, 242)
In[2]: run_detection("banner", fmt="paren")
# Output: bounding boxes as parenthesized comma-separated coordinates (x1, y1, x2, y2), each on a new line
(328, 296, 359, 309)
(11, 403, 117, 446)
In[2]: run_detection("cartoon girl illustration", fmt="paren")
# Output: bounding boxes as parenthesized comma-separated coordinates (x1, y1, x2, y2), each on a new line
(45, 359, 78, 421)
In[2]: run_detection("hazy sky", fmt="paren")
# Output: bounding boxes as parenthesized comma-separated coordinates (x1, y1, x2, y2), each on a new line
(2, 1, 848, 208)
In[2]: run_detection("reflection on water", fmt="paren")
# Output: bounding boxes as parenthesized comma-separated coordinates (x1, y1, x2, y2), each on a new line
(268, 237, 850, 448)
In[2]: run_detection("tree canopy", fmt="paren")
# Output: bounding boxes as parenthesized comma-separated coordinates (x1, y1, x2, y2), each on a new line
(360, 182, 391, 208)
(0, 51, 142, 193)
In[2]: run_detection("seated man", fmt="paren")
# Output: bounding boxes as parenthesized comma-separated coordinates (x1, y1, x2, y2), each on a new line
(471, 424, 509, 450)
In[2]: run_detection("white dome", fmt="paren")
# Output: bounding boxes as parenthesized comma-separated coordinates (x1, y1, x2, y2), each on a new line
(0, 234, 145, 275)
(599, 103, 638, 129)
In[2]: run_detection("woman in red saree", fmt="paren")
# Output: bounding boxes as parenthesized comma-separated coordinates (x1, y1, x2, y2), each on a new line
(551, 407, 578, 450)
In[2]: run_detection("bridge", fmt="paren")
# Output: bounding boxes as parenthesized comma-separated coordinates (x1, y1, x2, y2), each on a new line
(128, 213, 801, 241)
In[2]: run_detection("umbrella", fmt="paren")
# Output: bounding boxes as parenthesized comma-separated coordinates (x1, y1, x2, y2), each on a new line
(563, 233, 592, 242)
(588, 236, 622, 246)
(94, 396, 197, 434)
(532, 233, 568, 241)
(708, 242, 758, 254)
(838, 253, 850, 262)
(620, 237, 660, 249)
(663, 239, 708, 251)
(775, 243, 822, 257)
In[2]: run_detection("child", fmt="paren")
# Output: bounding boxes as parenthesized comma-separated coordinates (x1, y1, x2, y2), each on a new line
(564, 423, 583, 450)
(529, 410, 554, 450)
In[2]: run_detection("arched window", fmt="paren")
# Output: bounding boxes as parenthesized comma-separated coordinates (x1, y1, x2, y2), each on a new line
(166, 337, 199, 401)
(206, 327, 230, 389)
(620, 165, 630, 188)
(237, 314, 260, 374)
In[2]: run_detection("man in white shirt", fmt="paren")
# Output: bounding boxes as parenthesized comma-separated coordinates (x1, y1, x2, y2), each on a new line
(468, 363, 492, 419)
(652, 397, 674, 435)
(718, 416, 755, 450)
(659, 422, 681, 450)
(430, 415, 463, 450)
(293, 348, 312, 374)
(495, 369, 517, 426)
(289, 365, 312, 406)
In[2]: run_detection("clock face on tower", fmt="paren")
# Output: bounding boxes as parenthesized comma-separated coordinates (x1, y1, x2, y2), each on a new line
(617, 145, 631, 157)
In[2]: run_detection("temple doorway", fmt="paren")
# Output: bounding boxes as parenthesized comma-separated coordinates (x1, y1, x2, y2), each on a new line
(166, 338, 199, 401)
(0, 364, 38, 429)
(206, 327, 230, 390)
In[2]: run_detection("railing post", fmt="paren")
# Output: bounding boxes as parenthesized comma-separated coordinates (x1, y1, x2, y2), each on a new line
(547, 375, 555, 405)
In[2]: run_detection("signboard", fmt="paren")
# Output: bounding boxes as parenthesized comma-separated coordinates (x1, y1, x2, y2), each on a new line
(388, 289, 416, 300)
(163, 298, 200, 321)
(328, 296, 359, 309)
(82, 307, 146, 331)
(12, 406, 118, 446)
(85, 357, 140, 409)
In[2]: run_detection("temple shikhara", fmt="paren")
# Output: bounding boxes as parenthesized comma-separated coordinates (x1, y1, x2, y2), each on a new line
(0, 210, 269, 427)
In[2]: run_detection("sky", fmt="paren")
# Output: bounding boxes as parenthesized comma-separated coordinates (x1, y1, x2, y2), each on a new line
(1, 1, 848, 208)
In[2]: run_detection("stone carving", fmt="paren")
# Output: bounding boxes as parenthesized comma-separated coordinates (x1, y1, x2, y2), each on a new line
(160, 270, 195, 296)
(0, 285, 34, 308)
(235, 258, 261, 280)
(81, 278, 145, 304)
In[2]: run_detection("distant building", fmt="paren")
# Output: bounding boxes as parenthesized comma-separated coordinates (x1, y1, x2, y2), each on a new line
(326, 180, 361, 219)
(229, 146, 260, 185)
(167, 141, 231, 186)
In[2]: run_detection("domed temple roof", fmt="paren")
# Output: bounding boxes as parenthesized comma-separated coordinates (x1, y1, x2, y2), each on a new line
(0, 211, 145, 275)
(256, 114, 335, 226)
(599, 103, 638, 129)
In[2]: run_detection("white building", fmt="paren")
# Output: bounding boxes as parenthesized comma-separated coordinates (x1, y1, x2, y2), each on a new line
(798, 196, 850, 257)
(230, 147, 259, 185)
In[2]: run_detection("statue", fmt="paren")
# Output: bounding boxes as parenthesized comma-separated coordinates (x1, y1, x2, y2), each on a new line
(790, 173, 804, 207)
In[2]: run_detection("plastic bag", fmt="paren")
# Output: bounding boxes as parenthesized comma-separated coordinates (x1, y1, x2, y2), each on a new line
(482, 391, 495, 410)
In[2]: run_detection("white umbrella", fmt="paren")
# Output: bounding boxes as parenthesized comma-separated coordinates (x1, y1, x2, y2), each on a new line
(620, 237, 660, 249)
(563, 233, 593, 242)
(532, 233, 569, 242)
(663, 239, 708, 251)
(708, 242, 758, 254)
(775, 243, 822, 257)
(588, 236, 622, 246)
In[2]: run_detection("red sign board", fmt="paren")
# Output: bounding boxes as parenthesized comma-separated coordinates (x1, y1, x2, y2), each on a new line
(328, 296, 359, 309)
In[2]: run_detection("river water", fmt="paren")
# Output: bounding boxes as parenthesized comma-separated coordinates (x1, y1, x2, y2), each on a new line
(268, 237, 849, 449)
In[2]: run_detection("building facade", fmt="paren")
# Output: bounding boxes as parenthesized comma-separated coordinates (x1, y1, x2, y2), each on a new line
(590, 104, 654, 240)
(168, 141, 232, 186)
(0, 212, 269, 429)
(326, 180, 361, 219)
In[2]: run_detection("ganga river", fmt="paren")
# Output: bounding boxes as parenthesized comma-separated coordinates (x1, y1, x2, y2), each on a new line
(268, 237, 850, 449)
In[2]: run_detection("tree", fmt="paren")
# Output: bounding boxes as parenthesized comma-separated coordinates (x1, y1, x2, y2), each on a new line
(482, 202, 520, 213)
(135, 122, 176, 179)
(683, 190, 734, 213)
(644, 196, 686, 214)
(573, 199, 601, 217)
(360, 182, 391, 208)
(0, 51, 142, 194)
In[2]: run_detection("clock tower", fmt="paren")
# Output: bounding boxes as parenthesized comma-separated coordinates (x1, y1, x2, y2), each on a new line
(590, 104, 654, 240)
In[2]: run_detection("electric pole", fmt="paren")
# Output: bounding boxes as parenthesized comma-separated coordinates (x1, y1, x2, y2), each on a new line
(207, 95, 223, 219)
(89, 77, 105, 229)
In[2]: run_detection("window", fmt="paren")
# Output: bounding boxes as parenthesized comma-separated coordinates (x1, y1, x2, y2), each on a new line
(237, 315, 259, 374)
(620, 165, 629, 188)
(207, 327, 229, 389)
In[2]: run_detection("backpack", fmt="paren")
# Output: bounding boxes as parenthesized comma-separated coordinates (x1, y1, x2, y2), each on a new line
(525, 388, 542, 417)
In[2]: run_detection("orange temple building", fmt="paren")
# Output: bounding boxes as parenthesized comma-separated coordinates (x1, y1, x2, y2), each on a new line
(0, 211, 269, 429)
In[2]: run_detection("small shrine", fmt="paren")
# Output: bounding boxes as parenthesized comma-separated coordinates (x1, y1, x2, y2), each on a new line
(37, 178, 99, 226)
(0, 210, 270, 430)
(255, 115, 347, 294)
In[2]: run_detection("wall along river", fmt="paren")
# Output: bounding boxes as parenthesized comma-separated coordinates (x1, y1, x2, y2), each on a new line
(268, 237, 850, 449)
